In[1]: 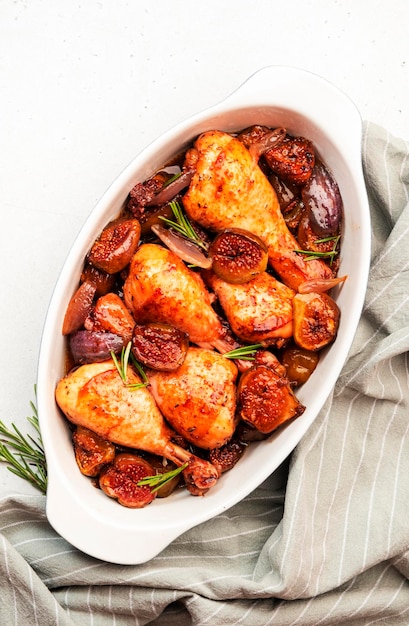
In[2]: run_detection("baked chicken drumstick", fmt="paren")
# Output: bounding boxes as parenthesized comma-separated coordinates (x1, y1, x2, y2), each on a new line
(183, 130, 333, 291)
(55, 359, 219, 494)
(148, 347, 238, 450)
(123, 243, 224, 344)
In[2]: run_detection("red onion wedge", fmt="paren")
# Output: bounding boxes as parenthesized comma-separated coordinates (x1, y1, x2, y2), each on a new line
(69, 330, 124, 365)
(146, 170, 193, 207)
(62, 281, 96, 335)
(298, 275, 348, 294)
(151, 223, 212, 269)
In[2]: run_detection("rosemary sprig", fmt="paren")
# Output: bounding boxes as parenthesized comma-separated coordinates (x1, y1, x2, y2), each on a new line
(0, 396, 47, 494)
(223, 344, 263, 361)
(295, 235, 340, 266)
(162, 172, 182, 187)
(159, 201, 208, 251)
(137, 462, 188, 493)
(110, 342, 149, 390)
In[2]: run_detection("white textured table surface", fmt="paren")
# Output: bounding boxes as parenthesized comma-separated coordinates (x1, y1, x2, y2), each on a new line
(1, 0, 408, 494)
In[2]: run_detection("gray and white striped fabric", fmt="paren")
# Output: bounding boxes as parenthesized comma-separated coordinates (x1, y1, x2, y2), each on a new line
(1, 121, 409, 625)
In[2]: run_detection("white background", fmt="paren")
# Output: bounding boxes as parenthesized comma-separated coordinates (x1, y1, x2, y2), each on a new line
(1, 0, 408, 494)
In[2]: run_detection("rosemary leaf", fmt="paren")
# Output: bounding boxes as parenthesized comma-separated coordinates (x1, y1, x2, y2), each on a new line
(295, 235, 341, 265)
(137, 462, 188, 493)
(162, 172, 182, 187)
(159, 201, 208, 251)
(223, 344, 263, 360)
(0, 396, 47, 494)
(110, 343, 149, 390)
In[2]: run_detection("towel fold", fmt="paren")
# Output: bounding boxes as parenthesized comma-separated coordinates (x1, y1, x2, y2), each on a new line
(1, 121, 408, 626)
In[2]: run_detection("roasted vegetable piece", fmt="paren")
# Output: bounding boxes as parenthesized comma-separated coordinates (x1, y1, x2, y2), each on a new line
(297, 212, 338, 251)
(62, 281, 96, 335)
(151, 223, 212, 269)
(146, 170, 193, 206)
(297, 275, 347, 294)
(281, 345, 319, 386)
(209, 228, 268, 284)
(238, 364, 305, 433)
(127, 171, 172, 219)
(72, 425, 116, 477)
(85, 292, 135, 344)
(88, 218, 141, 274)
(131, 322, 189, 371)
(264, 135, 315, 185)
(81, 263, 116, 297)
(301, 161, 343, 236)
(99, 453, 156, 508)
(208, 439, 246, 474)
(292, 292, 340, 351)
(69, 330, 123, 365)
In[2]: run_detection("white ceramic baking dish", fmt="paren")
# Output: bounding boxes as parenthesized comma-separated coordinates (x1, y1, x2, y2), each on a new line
(37, 66, 370, 564)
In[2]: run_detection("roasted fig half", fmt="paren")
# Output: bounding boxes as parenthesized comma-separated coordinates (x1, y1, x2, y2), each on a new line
(237, 364, 305, 434)
(131, 322, 189, 371)
(99, 453, 156, 508)
(88, 218, 141, 274)
(292, 292, 340, 351)
(264, 135, 315, 185)
(72, 425, 116, 477)
(209, 228, 268, 284)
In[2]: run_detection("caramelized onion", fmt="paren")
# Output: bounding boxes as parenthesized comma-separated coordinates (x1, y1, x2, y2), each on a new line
(146, 170, 193, 206)
(298, 275, 347, 294)
(151, 224, 212, 269)
(69, 330, 123, 364)
(62, 281, 96, 335)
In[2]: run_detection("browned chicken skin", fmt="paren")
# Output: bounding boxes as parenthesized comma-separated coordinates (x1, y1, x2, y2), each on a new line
(183, 130, 333, 291)
(205, 270, 295, 345)
(123, 243, 223, 344)
(148, 347, 238, 450)
(55, 360, 219, 494)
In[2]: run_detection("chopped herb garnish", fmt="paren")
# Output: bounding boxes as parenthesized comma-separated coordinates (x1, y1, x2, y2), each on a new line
(295, 235, 340, 266)
(137, 462, 188, 493)
(223, 344, 263, 360)
(111, 342, 149, 390)
(159, 201, 208, 251)
(162, 172, 182, 187)
(0, 392, 47, 494)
